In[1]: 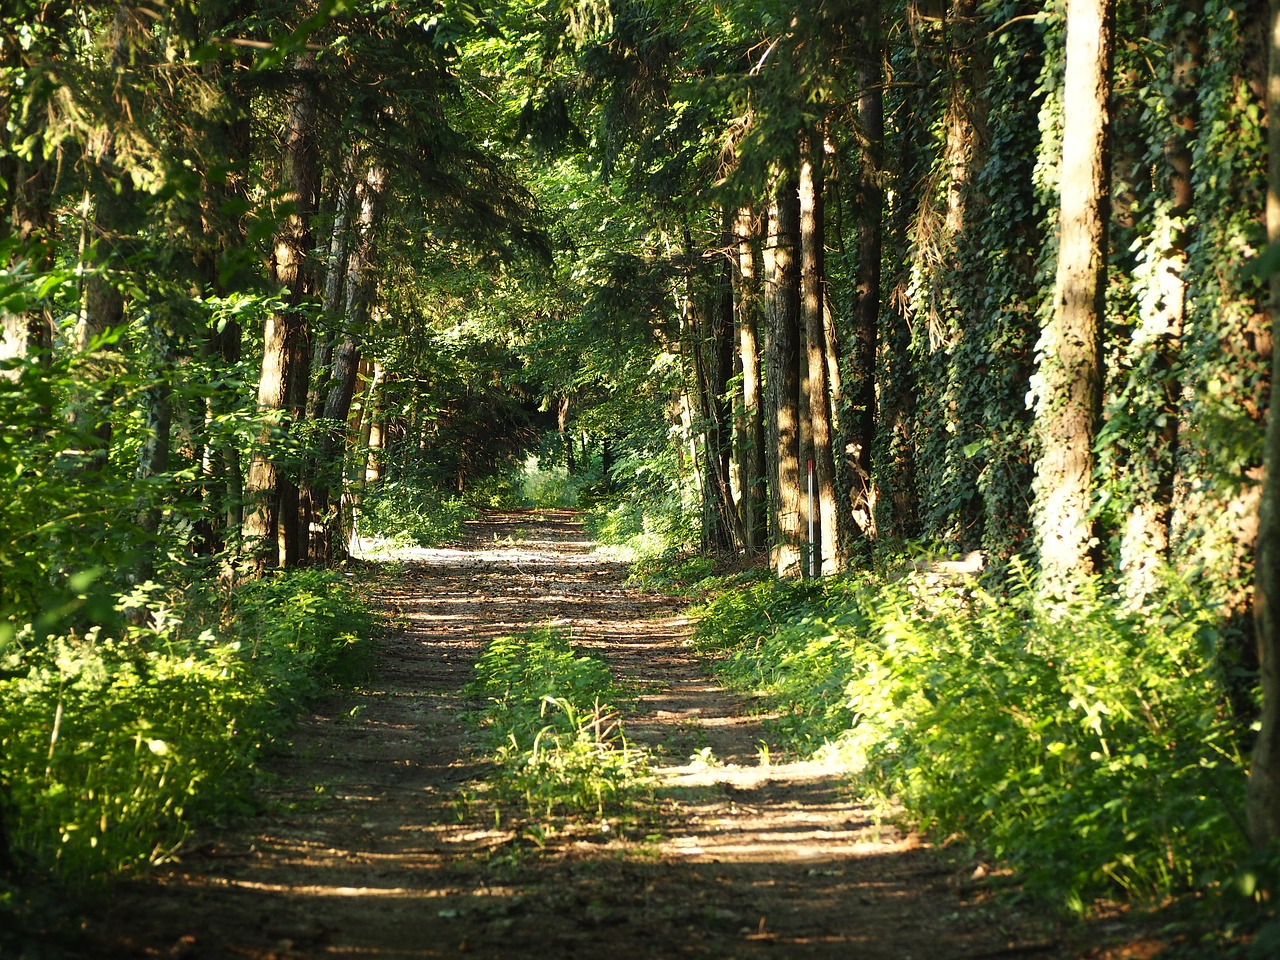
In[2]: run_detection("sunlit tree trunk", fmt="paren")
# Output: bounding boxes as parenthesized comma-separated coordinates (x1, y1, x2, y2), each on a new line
(243, 55, 321, 569)
(1032, 0, 1114, 594)
(1119, 11, 1199, 599)
(734, 206, 768, 555)
(1247, 0, 1280, 849)
(363, 362, 388, 485)
(801, 129, 843, 574)
(849, 12, 884, 545)
(765, 177, 805, 577)
(1, 149, 54, 380)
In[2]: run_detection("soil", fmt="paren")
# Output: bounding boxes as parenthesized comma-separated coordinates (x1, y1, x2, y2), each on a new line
(69, 510, 1159, 959)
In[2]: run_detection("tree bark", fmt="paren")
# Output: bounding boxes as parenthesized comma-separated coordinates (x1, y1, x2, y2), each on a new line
(1032, 0, 1114, 594)
(801, 129, 843, 574)
(1119, 10, 1199, 599)
(765, 178, 805, 578)
(734, 206, 769, 556)
(133, 322, 172, 583)
(243, 55, 321, 569)
(849, 13, 884, 545)
(363, 362, 388, 485)
(0, 3, 60, 380)
(313, 164, 386, 563)
(693, 211, 744, 555)
(309, 173, 357, 421)
(1246, 0, 1280, 849)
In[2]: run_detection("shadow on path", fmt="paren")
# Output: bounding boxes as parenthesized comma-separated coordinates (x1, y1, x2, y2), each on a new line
(86, 509, 1064, 960)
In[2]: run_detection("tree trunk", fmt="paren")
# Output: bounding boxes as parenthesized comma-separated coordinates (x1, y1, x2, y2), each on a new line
(243, 55, 321, 569)
(1246, 0, 1280, 849)
(363, 363, 388, 485)
(1032, 0, 1115, 594)
(0, 5, 58, 380)
(558, 396, 576, 473)
(309, 173, 357, 421)
(1, 157, 54, 378)
(693, 213, 743, 555)
(313, 164, 386, 563)
(801, 129, 843, 575)
(765, 178, 805, 578)
(134, 321, 172, 583)
(849, 14, 884, 545)
(734, 206, 769, 556)
(1119, 8, 1199, 598)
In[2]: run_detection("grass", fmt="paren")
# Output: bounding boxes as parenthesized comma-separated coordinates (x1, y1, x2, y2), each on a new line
(463, 626, 652, 821)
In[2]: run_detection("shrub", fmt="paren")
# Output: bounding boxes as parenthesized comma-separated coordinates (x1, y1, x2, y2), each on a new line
(0, 570, 376, 883)
(357, 480, 475, 546)
(691, 566, 1248, 910)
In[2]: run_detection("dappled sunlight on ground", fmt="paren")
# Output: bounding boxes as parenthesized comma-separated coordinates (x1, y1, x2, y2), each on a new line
(84, 508, 1073, 960)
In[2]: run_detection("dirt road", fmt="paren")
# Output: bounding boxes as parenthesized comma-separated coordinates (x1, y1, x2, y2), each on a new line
(88, 509, 1071, 959)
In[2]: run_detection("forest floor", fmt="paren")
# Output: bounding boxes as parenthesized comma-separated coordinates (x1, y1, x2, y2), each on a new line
(76, 509, 1175, 959)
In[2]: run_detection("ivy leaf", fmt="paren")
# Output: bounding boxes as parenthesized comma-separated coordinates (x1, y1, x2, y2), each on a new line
(1245, 241, 1280, 281)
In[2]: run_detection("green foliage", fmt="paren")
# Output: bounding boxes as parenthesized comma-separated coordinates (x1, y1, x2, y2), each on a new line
(464, 627, 649, 818)
(0, 571, 376, 884)
(692, 567, 1248, 910)
(513, 453, 591, 508)
(231, 568, 378, 696)
(584, 435, 699, 562)
(358, 480, 477, 547)
(625, 552, 717, 594)
(586, 495, 696, 562)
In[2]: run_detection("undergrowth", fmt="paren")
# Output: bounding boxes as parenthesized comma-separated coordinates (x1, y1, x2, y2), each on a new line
(689, 562, 1252, 914)
(358, 480, 476, 546)
(464, 627, 650, 819)
(0, 568, 376, 885)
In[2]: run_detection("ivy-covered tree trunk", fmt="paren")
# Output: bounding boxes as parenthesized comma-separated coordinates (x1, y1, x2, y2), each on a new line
(849, 13, 884, 544)
(1246, 0, 1280, 849)
(734, 206, 768, 555)
(243, 56, 321, 569)
(1117, 4, 1199, 599)
(801, 130, 843, 574)
(1032, 0, 1114, 593)
(765, 178, 805, 578)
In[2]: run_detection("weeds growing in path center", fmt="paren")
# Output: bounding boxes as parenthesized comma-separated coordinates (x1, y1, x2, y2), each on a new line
(463, 627, 652, 823)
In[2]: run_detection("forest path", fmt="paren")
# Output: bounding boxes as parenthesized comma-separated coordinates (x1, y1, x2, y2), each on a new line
(92, 509, 1068, 960)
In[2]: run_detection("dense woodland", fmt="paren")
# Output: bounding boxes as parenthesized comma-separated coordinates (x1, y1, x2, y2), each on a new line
(4, 0, 1280, 941)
